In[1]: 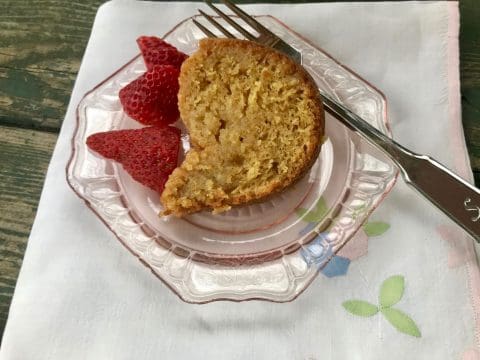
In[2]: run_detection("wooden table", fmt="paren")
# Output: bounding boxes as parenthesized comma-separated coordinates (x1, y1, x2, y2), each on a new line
(0, 0, 478, 340)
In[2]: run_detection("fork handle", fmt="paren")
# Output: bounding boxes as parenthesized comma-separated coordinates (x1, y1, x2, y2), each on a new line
(400, 153, 480, 242)
(322, 93, 480, 242)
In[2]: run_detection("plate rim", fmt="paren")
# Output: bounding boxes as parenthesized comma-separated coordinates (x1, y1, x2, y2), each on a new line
(65, 14, 399, 303)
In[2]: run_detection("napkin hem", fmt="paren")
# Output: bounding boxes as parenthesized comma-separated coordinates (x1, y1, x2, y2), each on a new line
(447, 1, 472, 182)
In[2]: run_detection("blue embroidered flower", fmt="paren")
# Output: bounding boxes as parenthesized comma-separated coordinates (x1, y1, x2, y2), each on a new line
(301, 232, 333, 267)
(297, 197, 390, 278)
(301, 232, 350, 277)
(321, 255, 351, 277)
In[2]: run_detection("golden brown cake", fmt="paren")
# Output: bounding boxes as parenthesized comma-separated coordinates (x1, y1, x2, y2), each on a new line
(161, 38, 324, 216)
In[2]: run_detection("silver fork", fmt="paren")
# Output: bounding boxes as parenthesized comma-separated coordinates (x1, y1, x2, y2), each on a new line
(195, 0, 480, 242)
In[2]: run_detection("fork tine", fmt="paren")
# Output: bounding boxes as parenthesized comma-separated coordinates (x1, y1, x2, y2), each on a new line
(193, 18, 217, 38)
(205, 0, 256, 41)
(198, 9, 235, 38)
(219, 0, 272, 35)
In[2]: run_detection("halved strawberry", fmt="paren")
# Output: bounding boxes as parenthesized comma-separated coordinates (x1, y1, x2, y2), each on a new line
(137, 36, 188, 70)
(119, 64, 180, 126)
(87, 126, 181, 194)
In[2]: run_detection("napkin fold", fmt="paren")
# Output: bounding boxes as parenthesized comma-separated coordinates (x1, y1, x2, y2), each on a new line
(2, 1, 479, 359)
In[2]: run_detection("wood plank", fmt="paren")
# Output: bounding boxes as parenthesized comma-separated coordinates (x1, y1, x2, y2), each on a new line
(0, 126, 58, 340)
(460, 0, 480, 90)
(0, 0, 103, 131)
(460, 0, 480, 178)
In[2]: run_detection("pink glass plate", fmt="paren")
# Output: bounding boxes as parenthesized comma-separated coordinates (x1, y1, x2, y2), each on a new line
(67, 16, 398, 303)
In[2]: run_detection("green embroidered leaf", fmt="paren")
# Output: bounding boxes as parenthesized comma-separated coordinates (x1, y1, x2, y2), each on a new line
(342, 300, 379, 317)
(381, 307, 421, 337)
(363, 222, 390, 237)
(312, 197, 328, 218)
(296, 208, 321, 223)
(379, 275, 404, 308)
(296, 198, 328, 222)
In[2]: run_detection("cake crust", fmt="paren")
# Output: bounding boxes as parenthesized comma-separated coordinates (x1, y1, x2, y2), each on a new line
(161, 38, 324, 216)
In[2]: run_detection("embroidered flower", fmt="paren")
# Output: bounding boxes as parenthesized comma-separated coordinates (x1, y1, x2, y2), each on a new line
(297, 197, 389, 277)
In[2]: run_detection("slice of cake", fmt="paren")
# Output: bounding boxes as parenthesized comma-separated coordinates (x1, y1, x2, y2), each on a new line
(161, 38, 324, 216)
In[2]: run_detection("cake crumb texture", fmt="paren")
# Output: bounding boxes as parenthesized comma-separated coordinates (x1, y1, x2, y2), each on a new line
(161, 38, 324, 216)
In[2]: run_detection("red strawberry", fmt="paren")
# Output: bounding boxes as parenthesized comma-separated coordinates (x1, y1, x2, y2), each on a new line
(137, 36, 188, 70)
(119, 64, 180, 126)
(137, 36, 176, 52)
(87, 126, 181, 194)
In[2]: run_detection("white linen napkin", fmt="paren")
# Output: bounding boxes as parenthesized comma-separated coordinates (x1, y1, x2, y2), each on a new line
(2, 1, 479, 359)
